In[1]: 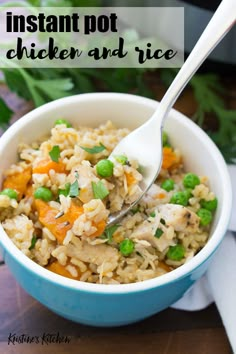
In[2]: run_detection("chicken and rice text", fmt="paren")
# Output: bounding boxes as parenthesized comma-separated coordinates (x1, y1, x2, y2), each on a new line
(0, 120, 217, 284)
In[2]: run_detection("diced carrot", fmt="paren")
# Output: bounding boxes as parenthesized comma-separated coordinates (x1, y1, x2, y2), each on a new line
(3, 166, 32, 199)
(156, 193, 166, 199)
(113, 232, 124, 244)
(46, 261, 81, 280)
(35, 200, 83, 244)
(33, 159, 67, 174)
(125, 172, 136, 186)
(158, 261, 172, 273)
(25, 185, 33, 198)
(90, 219, 106, 237)
(25, 184, 36, 209)
(79, 187, 90, 203)
(162, 147, 181, 171)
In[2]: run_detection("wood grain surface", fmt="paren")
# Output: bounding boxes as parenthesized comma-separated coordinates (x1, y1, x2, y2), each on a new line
(0, 80, 235, 354)
(0, 265, 232, 354)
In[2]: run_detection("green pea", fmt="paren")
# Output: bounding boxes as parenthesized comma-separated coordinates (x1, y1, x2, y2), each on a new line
(183, 173, 200, 189)
(162, 131, 168, 146)
(184, 189, 193, 199)
(119, 239, 134, 256)
(167, 244, 185, 261)
(0, 188, 18, 200)
(197, 208, 212, 226)
(200, 198, 218, 212)
(96, 159, 114, 178)
(161, 179, 175, 192)
(170, 191, 188, 206)
(54, 119, 72, 128)
(150, 211, 156, 217)
(34, 187, 53, 202)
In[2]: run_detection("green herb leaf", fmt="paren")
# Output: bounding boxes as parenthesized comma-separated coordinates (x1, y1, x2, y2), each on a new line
(49, 145, 60, 162)
(27, 0, 41, 5)
(92, 180, 109, 200)
(35, 78, 74, 101)
(58, 183, 71, 197)
(160, 68, 178, 87)
(154, 228, 164, 238)
(104, 224, 120, 243)
(131, 206, 140, 214)
(190, 74, 236, 162)
(137, 165, 145, 174)
(69, 180, 79, 198)
(29, 235, 37, 250)
(0, 98, 13, 129)
(2, 69, 31, 101)
(3, 68, 74, 108)
(115, 155, 128, 165)
(80, 143, 106, 154)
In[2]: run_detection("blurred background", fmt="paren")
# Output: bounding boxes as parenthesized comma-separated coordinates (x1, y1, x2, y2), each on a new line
(0, 0, 235, 163)
(106, 0, 236, 71)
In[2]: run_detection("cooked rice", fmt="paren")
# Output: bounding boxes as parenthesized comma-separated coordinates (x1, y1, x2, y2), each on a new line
(0, 120, 217, 284)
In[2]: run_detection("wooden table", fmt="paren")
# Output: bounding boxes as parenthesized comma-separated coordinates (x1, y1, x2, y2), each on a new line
(0, 83, 233, 354)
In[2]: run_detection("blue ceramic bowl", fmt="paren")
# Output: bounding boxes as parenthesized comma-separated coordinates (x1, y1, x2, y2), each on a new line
(0, 93, 232, 326)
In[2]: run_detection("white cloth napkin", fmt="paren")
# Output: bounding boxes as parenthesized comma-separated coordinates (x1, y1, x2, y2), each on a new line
(172, 165, 236, 352)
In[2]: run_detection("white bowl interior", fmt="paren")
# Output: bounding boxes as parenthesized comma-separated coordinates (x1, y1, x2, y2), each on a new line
(0, 93, 232, 292)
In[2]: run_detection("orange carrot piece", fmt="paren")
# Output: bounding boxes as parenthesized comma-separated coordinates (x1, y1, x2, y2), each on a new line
(33, 159, 67, 174)
(125, 172, 136, 186)
(35, 200, 83, 244)
(158, 261, 172, 273)
(3, 166, 32, 199)
(91, 219, 106, 238)
(46, 261, 81, 280)
(157, 193, 166, 199)
(162, 147, 181, 171)
(25, 185, 33, 198)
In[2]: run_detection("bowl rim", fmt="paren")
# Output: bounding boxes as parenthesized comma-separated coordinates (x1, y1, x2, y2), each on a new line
(0, 92, 232, 294)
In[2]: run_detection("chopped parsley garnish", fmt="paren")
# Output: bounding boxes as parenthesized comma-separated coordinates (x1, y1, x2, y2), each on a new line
(49, 145, 60, 162)
(29, 235, 37, 250)
(154, 228, 164, 238)
(92, 180, 109, 200)
(69, 180, 79, 198)
(102, 224, 120, 242)
(131, 206, 140, 214)
(162, 131, 169, 146)
(58, 183, 71, 197)
(137, 165, 145, 174)
(115, 155, 128, 165)
(160, 218, 166, 225)
(80, 143, 106, 154)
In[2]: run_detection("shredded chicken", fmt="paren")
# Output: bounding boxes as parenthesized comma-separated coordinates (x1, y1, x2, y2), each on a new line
(158, 204, 200, 233)
(131, 216, 175, 252)
(71, 161, 98, 203)
(70, 240, 119, 272)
